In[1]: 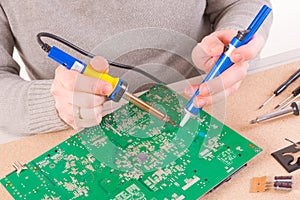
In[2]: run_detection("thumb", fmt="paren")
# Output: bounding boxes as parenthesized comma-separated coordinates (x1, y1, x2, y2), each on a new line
(89, 56, 109, 73)
(230, 34, 265, 63)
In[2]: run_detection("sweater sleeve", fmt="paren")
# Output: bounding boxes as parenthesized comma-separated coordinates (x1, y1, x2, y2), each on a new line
(0, 4, 69, 136)
(205, 0, 273, 40)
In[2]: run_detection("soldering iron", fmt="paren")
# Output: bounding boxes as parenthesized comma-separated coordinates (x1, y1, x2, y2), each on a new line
(250, 100, 300, 124)
(179, 5, 272, 127)
(37, 32, 177, 126)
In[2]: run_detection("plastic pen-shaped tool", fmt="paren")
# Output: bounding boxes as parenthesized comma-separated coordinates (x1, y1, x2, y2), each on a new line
(47, 46, 176, 126)
(250, 101, 300, 124)
(274, 85, 300, 109)
(180, 5, 272, 127)
(259, 69, 300, 109)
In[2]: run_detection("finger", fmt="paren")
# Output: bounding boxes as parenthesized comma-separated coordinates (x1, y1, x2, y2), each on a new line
(203, 61, 247, 95)
(185, 62, 249, 97)
(90, 56, 109, 73)
(211, 30, 237, 44)
(230, 34, 265, 63)
(56, 101, 103, 120)
(52, 78, 106, 108)
(199, 34, 225, 57)
(55, 101, 103, 129)
(193, 30, 238, 73)
(194, 81, 242, 107)
(56, 66, 113, 96)
(73, 92, 106, 108)
(70, 104, 102, 120)
(74, 75, 113, 96)
(192, 44, 215, 73)
(200, 30, 237, 56)
(73, 117, 102, 130)
(184, 84, 200, 97)
(53, 99, 74, 127)
(73, 106, 103, 129)
(50, 77, 64, 97)
(55, 65, 79, 91)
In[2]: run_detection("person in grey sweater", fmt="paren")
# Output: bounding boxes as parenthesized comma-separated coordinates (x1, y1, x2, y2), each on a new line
(0, 0, 272, 138)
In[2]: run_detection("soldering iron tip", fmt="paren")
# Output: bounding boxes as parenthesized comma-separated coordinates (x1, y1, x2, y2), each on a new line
(249, 119, 257, 124)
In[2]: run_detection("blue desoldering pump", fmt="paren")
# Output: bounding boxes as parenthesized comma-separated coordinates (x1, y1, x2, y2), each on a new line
(180, 5, 272, 127)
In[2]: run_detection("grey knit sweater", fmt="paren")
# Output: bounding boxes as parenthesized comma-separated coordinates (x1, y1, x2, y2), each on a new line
(0, 0, 272, 136)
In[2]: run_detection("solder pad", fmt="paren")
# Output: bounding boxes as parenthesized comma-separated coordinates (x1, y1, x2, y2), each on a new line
(1, 85, 262, 199)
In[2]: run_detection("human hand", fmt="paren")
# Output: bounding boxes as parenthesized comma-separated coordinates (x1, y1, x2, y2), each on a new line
(185, 29, 265, 107)
(51, 56, 113, 129)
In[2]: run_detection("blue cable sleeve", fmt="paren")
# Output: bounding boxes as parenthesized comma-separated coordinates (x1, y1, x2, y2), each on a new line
(48, 46, 87, 73)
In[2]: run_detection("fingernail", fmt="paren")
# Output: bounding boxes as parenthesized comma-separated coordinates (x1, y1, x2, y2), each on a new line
(194, 99, 206, 108)
(185, 87, 195, 97)
(103, 84, 112, 95)
(232, 53, 242, 62)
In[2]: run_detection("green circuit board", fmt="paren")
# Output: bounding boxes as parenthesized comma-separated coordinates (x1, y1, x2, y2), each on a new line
(1, 85, 262, 200)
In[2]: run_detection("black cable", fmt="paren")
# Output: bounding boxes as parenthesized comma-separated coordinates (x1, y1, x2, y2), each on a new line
(37, 32, 165, 84)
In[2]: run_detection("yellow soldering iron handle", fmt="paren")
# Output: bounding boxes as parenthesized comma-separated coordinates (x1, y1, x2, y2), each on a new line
(83, 64, 120, 96)
(83, 64, 128, 102)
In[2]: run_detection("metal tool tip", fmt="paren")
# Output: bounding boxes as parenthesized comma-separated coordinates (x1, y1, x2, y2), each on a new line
(179, 113, 191, 127)
(258, 105, 264, 110)
(249, 119, 257, 124)
(274, 104, 280, 109)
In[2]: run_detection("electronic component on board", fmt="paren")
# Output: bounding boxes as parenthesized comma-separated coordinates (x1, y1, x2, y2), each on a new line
(250, 176, 293, 192)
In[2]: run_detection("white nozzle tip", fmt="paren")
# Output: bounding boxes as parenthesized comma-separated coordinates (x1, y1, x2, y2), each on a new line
(179, 113, 191, 127)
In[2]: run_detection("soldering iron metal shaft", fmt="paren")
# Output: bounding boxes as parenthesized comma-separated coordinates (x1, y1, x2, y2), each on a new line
(123, 91, 177, 126)
(250, 101, 300, 124)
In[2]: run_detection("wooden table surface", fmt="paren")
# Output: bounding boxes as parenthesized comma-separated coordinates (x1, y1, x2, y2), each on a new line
(1, 61, 300, 200)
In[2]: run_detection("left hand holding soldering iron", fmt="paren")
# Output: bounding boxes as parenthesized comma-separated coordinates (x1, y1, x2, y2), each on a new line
(51, 56, 113, 129)
(185, 29, 265, 107)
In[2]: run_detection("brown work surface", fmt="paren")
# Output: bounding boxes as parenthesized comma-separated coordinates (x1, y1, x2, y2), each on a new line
(1, 61, 300, 199)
